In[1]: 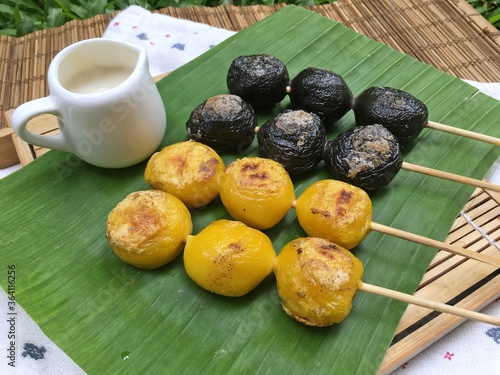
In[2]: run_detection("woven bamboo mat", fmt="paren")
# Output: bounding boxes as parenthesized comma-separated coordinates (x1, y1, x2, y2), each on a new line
(1, 1, 499, 373)
(381, 188, 500, 373)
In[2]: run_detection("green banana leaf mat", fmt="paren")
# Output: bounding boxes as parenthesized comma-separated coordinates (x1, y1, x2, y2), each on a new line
(1, 5, 498, 374)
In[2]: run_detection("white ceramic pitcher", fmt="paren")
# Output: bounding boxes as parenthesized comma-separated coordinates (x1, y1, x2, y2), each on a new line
(11, 38, 167, 168)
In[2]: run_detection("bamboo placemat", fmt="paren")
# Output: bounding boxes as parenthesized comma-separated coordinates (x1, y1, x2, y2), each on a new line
(1, 1, 499, 373)
(381, 188, 500, 373)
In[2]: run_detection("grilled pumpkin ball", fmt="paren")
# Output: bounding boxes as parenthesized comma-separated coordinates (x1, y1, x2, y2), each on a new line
(353, 86, 428, 144)
(274, 237, 364, 326)
(183, 220, 276, 297)
(219, 157, 295, 230)
(186, 94, 257, 153)
(288, 67, 353, 125)
(144, 141, 224, 208)
(227, 54, 289, 109)
(323, 124, 403, 190)
(257, 110, 327, 175)
(106, 190, 192, 270)
(294, 179, 372, 250)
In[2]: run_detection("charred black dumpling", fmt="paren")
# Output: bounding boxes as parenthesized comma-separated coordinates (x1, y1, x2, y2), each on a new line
(353, 86, 428, 144)
(186, 94, 257, 153)
(257, 110, 327, 175)
(323, 124, 402, 190)
(227, 54, 290, 109)
(288, 67, 353, 125)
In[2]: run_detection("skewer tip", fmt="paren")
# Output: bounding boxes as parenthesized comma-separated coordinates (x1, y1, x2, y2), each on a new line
(359, 281, 500, 327)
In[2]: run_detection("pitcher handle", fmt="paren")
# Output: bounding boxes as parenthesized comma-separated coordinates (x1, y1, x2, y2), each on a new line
(11, 96, 70, 152)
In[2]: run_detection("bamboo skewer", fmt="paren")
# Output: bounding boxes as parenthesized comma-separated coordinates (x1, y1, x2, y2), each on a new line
(402, 161, 500, 193)
(370, 222, 500, 268)
(293, 179, 500, 268)
(359, 282, 500, 326)
(426, 121, 500, 146)
(292, 178, 500, 268)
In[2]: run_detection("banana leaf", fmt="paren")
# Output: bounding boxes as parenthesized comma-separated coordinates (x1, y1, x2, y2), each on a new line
(1, 6, 499, 374)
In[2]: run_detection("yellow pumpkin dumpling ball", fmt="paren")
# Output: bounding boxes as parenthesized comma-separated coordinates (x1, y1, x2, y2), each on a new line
(183, 219, 276, 297)
(274, 237, 364, 327)
(294, 179, 372, 250)
(106, 190, 192, 269)
(144, 140, 225, 208)
(219, 157, 295, 230)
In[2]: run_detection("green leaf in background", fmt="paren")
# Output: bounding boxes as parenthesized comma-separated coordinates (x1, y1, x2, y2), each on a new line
(0, 6, 498, 374)
(0, 4, 15, 15)
(12, 5, 22, 24)
(0, 28, 17, 36)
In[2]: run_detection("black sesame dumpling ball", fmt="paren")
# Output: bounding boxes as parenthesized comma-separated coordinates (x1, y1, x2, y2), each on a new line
(186, 94, 257, 153)
(323, 124, 403, 190)
(257, 110, 327, 175)
(353, 86, 429, 144)
(288, 67, 354, 125)
(227, 54, 290, 109)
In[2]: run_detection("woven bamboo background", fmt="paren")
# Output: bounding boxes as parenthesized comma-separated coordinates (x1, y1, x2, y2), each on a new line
(381, 188, 500, 373)
(1, 1, 499, 373)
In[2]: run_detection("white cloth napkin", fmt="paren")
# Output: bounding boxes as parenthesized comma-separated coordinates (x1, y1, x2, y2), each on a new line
(390, 302, 500, 374)
(464, 80, 500, 101)
(1, 5, 499, 375)
(0, 289, 86, 374)
(102, 5, 235, 77)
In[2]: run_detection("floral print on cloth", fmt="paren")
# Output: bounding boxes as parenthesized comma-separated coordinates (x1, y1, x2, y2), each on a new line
(103, 5, 236, 77)
(391, 298, 500, 374)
